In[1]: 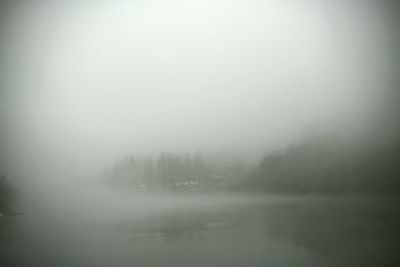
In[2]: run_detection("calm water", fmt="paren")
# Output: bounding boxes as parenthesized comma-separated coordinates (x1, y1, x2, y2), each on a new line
(1, 194, 399, 267)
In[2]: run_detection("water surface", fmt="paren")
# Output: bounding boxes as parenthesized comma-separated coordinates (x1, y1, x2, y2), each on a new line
(0, 194, 399, 267)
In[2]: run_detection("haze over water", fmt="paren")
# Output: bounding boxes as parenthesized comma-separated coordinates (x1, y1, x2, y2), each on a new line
(0, 1, 400, 267)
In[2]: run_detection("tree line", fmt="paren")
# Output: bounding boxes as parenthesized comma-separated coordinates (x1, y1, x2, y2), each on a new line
(103, 151, 209, 191)
(239, 137, 400, 194)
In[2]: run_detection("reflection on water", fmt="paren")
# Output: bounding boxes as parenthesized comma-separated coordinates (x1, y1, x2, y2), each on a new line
(1, 195, 399, 267)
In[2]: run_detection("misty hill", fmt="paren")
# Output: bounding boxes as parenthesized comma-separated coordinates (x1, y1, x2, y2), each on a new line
(240, 137, 400, 194)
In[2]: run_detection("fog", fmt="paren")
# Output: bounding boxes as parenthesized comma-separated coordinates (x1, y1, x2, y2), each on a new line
(0, 1, 398, 176)
(0, 1, 400, 266)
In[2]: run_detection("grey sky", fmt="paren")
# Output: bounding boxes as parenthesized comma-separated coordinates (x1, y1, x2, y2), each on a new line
(1, 0, 397, 176)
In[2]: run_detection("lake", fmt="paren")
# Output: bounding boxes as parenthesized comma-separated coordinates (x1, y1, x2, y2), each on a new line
(0, 193, 399, 267)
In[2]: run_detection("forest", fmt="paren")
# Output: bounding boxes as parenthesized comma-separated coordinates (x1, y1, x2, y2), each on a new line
(101, 136, 400, 195)
(102, 151, 247, 191)
(240, 137, 400, 194)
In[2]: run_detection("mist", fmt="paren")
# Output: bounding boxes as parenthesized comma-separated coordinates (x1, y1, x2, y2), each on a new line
(0, 1, 400, 267)
(1, 0, 397, 175)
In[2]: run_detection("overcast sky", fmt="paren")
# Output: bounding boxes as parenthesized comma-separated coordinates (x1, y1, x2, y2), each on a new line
(1, 0, 398, 177)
